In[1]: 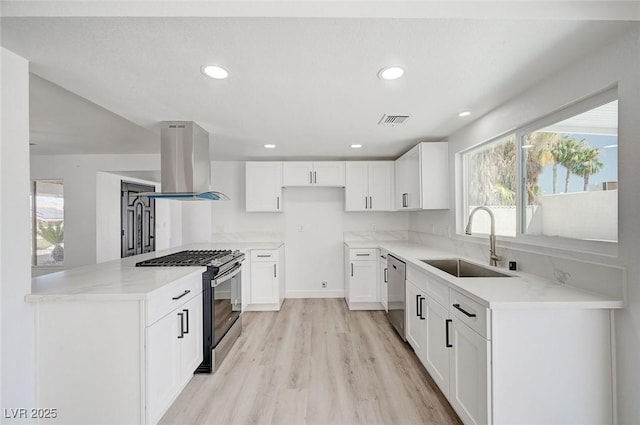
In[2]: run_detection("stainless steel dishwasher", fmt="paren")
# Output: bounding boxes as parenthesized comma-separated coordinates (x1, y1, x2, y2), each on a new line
(386, 255, 406, 340)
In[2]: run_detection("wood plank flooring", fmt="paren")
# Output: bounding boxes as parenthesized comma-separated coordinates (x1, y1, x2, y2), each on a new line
(159, 299, 462, 425)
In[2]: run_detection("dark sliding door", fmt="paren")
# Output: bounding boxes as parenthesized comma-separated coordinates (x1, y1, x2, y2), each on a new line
(121, 181, 156, 258)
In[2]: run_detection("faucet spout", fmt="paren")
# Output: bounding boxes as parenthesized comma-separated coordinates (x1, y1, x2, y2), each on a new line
(465, 206, 501, 267)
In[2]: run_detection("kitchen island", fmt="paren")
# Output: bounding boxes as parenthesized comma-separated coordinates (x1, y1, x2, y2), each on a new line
(345, 240, 624, 425)
(27, 242, 282, 425)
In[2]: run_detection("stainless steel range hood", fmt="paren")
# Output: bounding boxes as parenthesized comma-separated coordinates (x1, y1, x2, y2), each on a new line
(143, 121, 229, 201)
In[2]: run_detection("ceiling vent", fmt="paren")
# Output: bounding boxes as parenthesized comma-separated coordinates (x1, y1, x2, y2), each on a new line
(378, 114, 410, 125)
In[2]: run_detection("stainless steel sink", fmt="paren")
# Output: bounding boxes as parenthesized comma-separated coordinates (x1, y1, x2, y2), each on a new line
(420, 258, 512, 278)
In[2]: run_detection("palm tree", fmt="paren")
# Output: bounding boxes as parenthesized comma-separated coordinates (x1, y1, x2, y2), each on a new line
(549, 136, 569, 194)
(552, 136, 585, 193)
(523, 132, 556, 203)
(37, 222, 64, 262)
(573, 147, 604, 191)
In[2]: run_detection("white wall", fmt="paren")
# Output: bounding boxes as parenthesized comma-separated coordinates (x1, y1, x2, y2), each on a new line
(210, 161, 409, 297)
(1, 48, 36, 424)
(409, 26, 640, 423)
(31, 154, 163, 268)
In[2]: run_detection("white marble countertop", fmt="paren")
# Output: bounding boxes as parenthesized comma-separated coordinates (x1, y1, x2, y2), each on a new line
(345, 241, 623, 309)
(27, 242, 283, 303)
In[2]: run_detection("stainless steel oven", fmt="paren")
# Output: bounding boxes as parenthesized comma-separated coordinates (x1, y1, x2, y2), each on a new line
(212, 262, 242, 348)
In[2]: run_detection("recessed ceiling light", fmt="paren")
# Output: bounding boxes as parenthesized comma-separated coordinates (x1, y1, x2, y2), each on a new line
(378, 66, 404, 80)
(350, 144, 363, 149)
(264, 144, 276, 149)
(458, 111, 471, 117)
(201, 65, 229, 79)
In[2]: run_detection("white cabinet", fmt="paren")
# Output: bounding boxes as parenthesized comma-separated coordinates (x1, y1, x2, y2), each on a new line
(403, 262, 614, 425)
(283, 161, 345, 187)
(247, 247, 285, 311)
(33, 272, 204, 425)
(345, 248, 381, 310)
(449, 315, 490, 425)
(395, 142, 449, 210)
(405, 279, 427, 355)
(245, 162, 283, 212)
(146, 292, 203, 425)
(424, 297, 450, 395)
(345, 161, 394, 211)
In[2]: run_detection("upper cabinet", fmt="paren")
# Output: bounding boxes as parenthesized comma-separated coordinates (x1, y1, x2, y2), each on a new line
(245, 162, 283, 212)
(395, 142, 449, 210)
(345, 161, 394, 211)
(283, 161, 345, 187)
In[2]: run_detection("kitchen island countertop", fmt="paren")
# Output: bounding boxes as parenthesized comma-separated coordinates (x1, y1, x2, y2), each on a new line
(27, 242, 283, 302)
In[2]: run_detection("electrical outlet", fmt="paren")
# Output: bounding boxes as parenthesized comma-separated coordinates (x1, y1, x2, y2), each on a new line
(321, 281, 327, 289)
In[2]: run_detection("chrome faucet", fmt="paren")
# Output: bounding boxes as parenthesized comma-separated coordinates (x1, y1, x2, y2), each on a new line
(465, 206, 502, 267)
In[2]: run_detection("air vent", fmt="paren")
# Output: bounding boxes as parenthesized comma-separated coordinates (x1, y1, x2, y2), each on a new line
(378, 114, 409, 125)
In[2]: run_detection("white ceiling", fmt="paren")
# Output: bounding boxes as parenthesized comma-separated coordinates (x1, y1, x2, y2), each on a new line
(1, 3, 637, 160)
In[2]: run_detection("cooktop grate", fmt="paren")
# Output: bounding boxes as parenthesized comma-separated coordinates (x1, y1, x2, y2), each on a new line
(135, 250, 232, 267)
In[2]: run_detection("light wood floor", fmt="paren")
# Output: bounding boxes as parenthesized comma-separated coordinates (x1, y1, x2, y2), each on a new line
(159, 298, 462, 425)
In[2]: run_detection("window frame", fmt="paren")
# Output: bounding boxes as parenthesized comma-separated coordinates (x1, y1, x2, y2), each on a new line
(458, 87, 618, 257)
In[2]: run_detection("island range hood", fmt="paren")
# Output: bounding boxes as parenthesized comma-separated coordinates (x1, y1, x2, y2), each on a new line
(143, 121, 229, 201)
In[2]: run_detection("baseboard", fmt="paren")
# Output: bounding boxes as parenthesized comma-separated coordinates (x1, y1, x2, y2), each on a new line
(347, 301, 385, 311)
(285, 289, 345, 299)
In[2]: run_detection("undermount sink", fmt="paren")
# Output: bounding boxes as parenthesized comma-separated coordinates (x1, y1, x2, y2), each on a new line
(420, 258, 512, 278)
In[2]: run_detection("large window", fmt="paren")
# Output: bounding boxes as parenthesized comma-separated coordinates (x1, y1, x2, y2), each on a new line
(461, 89, 618, 247)
(32, 180, 64, 266)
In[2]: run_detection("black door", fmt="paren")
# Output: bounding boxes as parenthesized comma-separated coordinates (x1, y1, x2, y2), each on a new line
(121, 181, 156, 258)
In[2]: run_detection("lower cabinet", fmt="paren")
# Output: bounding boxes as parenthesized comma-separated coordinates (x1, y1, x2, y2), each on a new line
(345, 247, 382, 310)
(379, 250, 389, 311)
(33, 272, 204, 425)
(405, 263, 615, 425)
(247, 246, 285, 311)
(448, 316, 490, 425)
(146, 293, 203, 425)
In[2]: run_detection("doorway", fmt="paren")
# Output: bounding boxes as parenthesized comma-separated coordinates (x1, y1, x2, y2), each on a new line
(121, 181, 156, 258)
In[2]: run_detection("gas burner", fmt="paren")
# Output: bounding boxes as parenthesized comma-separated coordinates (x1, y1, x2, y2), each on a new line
(135, 249, 238, 267)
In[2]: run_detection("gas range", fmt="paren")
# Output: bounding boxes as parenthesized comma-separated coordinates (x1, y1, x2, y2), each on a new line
(136, 248, 245, 374)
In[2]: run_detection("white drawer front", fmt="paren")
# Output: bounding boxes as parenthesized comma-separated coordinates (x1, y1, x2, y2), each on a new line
(349, 249, 377, 261)
(406, 264, 427, 293)
(425, 274, 449, 308)
(146, 273, 202, 326)
(449, 290, 490, 339)
(251, 250, 278, 262)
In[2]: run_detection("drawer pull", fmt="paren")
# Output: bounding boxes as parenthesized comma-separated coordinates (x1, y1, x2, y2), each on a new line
(172, 290, 191, 300)
(183, 309, 189, 334)
(452, 303, 476, 318)
(257, 255, 272, 258)
(356, 253, 370, 256)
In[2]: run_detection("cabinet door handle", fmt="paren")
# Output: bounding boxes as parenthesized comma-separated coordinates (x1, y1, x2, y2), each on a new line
(351, 263, 354, 277)
(452, 303, 477, 318)
(274, 264, 277, 278)
(416, 294, 421, 318)
(309, 171, 313, 184)
(177, 312, 185, 339)
(365, 196, 368, 209)
(369, 196, 372, 209)
(445, 319, 452, 347)
(384, 268, 388, 283)
(183, 309, 189, 334)
(277, 196, 280, 209)
(172, 289, 191, 300)
(314, 171, 317, 184)
(420, 296, 425, 320)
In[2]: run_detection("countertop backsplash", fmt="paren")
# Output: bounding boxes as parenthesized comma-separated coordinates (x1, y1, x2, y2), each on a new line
(210, 232, 285, 243)
(408, 230, 625, 301)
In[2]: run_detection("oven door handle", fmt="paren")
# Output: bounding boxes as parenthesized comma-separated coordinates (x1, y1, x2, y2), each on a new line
(212, 262, 243, 288)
